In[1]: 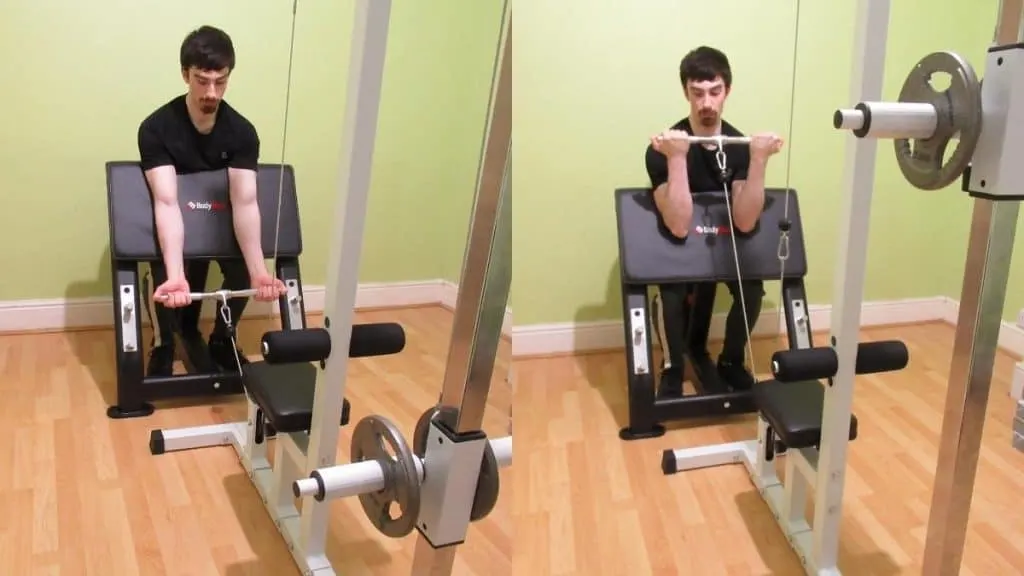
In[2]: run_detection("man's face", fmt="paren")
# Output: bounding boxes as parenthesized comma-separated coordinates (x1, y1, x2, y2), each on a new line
(685, 77, 729, 127)
(183, 66, 230, 115)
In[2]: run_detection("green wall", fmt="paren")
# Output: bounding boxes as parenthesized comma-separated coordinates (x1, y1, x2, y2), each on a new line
(511, 0, 1021, 327)
(0, 0, 504, 303)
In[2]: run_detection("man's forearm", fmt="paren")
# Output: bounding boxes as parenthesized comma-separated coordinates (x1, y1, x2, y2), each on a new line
(232, 200, 268, 277)
(733, 156, 768, 232)
(661, 155, 694, 237)
(154, 202, 186, 279)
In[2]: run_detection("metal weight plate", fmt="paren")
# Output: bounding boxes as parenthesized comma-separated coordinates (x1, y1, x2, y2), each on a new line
(470, 442, 501, 522)
(412, 405, 439, 458)
(895, 51, 982, 190)
(350, 415, 422, 538)
(412, 405, 500, 521)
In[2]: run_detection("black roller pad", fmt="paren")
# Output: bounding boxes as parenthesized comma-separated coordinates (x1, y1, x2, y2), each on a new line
(107, 161, 303, 261)
(753, 380, 858, 449)
(243, 361, 351, 432)
(615, 187, 808, 285)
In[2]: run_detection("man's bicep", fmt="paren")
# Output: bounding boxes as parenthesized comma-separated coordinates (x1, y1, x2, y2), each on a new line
(651, 182, 670, 214)
(145, 166, 178, 204)
(228, 167, 259, 203)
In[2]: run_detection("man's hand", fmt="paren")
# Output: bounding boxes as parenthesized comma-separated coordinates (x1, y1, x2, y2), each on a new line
(750, 132, 784, 160)
(651, 129, 691, 157)
(250, 270, 288, 302)
(154, 277, 192, 308)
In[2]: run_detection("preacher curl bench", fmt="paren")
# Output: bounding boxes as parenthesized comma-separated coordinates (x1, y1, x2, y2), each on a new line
(615, 186, 813, 439)
(105, 161, 317, 419)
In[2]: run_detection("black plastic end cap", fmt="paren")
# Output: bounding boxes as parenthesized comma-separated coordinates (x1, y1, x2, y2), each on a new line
(832, 109, 844, 129)
(661, 450, 678, 475)
(149, 430, 165, 455)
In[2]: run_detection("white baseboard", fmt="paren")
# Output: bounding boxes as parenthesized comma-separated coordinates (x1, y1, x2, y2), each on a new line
(940, 298, 1024, 359)
(1012, 362, 1024, 401)
(0, 279, 514, 338)
(437, 279, 514, 338)
(510, 295, 1024, 361)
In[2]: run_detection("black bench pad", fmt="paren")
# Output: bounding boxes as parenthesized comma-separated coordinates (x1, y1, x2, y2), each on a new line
(752, 379, 858, 449)
(243, 361, 351, 433)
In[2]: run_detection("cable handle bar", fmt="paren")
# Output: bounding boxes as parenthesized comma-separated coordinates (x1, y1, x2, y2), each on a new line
(193, 289, 258, 300)
(686, 135, 751, 145)
(154, 288, 258, 302)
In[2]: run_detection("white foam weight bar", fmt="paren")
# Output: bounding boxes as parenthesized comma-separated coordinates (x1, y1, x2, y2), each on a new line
(833, 101, 938, 139)
(292, 435, 512, 501)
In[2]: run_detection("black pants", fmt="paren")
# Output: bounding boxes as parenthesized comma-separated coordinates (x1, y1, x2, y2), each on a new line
(655, 280, 764, 368)
(145, 259, 250, 346)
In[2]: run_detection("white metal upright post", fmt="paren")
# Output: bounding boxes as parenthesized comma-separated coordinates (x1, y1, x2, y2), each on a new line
(300, 0, 393, 560)
(813, 0, 890, 570)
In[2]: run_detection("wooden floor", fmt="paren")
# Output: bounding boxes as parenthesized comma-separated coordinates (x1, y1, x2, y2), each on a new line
(6, 310, 1024, 575)
(0, 305, 511, 575)
(512, 322, 1024, 575)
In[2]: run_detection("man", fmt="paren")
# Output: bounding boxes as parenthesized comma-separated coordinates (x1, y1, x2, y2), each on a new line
(644, 46, 783, 396)
(137, 25, 286, 377)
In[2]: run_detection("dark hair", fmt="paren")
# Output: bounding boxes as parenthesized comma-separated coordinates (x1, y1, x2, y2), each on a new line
(180, 25, 235, 72)
(679, 46, 732, 89)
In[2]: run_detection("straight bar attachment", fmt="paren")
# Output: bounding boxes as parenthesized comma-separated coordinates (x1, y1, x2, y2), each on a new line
(188, 289, 257, 300)
(686, 135, 752, 145)
(153, 288, 257, 303)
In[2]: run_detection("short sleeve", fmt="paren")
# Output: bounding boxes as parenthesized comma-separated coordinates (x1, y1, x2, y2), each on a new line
(138, 121, 173, 171)
(230, 121, 260, 171)
(732, 147, 750, 182)
(645, 144, 668, 189)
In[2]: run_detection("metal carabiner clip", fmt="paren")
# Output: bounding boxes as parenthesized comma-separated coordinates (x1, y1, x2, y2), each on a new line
(715, 140, 728, 173)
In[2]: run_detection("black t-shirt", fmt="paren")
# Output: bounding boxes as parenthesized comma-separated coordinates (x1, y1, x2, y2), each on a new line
(137, 95, 260, 174)
(644, 117, 749, 193)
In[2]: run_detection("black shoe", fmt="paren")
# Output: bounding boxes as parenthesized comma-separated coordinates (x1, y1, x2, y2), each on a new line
(689, 350, 727, 393)
(688, 349, 716, 377)
(180, 332, 219, 373)
(688, 349, 713, 364)
(717, 359, 756, 391)
(208, 335, 250, 372)
(657, 366, 684, 399)
(146, 344, 175, 377)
